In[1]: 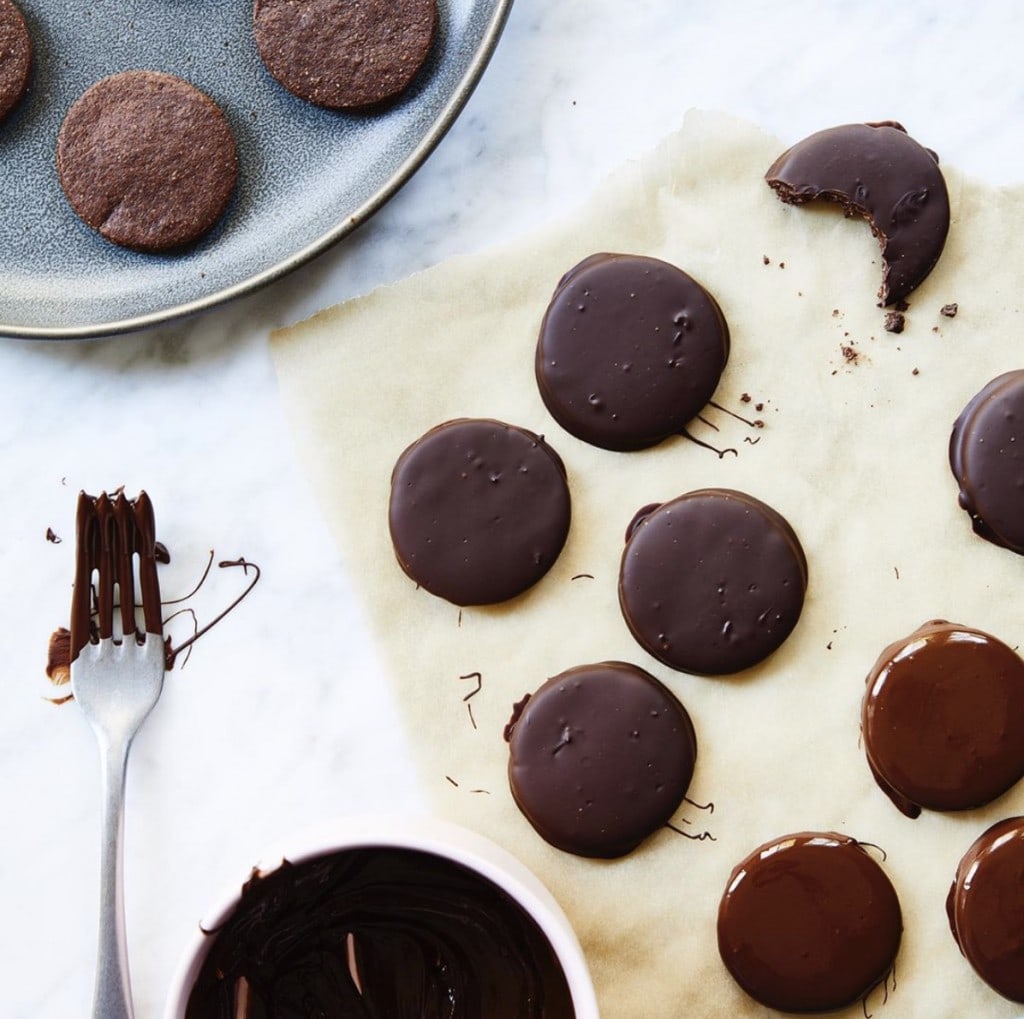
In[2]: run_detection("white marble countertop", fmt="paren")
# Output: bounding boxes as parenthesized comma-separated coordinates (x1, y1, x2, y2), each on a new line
(3, 2, 1022, 1016)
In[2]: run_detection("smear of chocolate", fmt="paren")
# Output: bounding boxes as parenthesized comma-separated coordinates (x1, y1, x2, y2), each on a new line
(184, 847, 575, 1019)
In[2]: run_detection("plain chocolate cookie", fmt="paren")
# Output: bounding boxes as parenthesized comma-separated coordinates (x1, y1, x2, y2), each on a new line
(536, 253, 730, 451)
(56, 71, 238, 252)
(505, 661, 697, 858)
(0, 0, 32, 124)
(619, 488, 807, 675)
(388, 418, 571, 606)
(253, 0, 437, 110)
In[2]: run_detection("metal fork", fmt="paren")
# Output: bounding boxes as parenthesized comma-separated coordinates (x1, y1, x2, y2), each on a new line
(70, 491, 165, 1019)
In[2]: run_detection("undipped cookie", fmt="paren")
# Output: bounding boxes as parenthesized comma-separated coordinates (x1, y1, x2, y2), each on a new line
(57, 71, 238, 252)
(861, 620, 1024, 818)
(0, 0, 32, 124)
(718, 832, 902, 1013)
(535, 253, 730, 451)
(253, 0, 437, 110)
(504, 661, 697, 858)
(618, 489, 807, 675)
(388, 418, 570, 606)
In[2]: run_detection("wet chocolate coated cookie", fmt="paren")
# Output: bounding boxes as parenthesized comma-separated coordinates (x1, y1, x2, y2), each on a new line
(950, 370, 1024, 554)
(765, 121, 950, 306)
(253, 0, 437, 110)
(57, 71, 238, 252)
(618, 489, 807, 675)
(389, 418, 571, 606)
(861, 620, 1024, 818)
(718, 832, 902, 1013)
(947, 817, 1024, 1004)
(536, 253, 730, 451)
(0, 0, 31, 124)
(505, 661, 697, 858)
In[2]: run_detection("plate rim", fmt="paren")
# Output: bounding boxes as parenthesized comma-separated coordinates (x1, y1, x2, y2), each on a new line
(3, 0, 515, 342)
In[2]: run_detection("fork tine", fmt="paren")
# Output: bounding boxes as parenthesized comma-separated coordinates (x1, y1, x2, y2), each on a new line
(94, 493, 116, 642)
(112, 492, 138, 641)
(133, 491, 162, 638)
(70, 493, 95, 661)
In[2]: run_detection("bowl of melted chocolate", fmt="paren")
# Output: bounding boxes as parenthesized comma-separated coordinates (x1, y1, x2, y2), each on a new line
(165, 816, 596, 1019)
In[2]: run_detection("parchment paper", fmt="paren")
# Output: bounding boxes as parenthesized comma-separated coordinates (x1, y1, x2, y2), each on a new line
(271, 111, 1024, 1018)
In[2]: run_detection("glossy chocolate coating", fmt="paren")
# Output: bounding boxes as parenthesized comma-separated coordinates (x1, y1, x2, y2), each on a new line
(765, 122, 950, 306)
(950, 370, 1024, 554)
(618, 489, 807, 675)
(185, 846, 575, 1019)
(535, 253, 730, 450)
(389, 418, 571, 606)
(862, 620, 1024, 818)
(0, 0, 32, 123)
(718, 832, 902, 1013)
(947, 817, 1024, 1004)
(505, 661, 697, 858)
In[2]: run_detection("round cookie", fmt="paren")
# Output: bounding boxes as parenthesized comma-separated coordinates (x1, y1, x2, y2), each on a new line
(618, 489, 807, 675)
(947, 817, 1024, 1004)
(718, 832, 902, 1013)
(504, 661, 697, 858)
(535, 253, 730, 451)
(0, 0, 31, 124)
(765, 121, 950, 306)
(861, 620, 1024, 818)
(253, 0, 437, 110)
(56, 71, 238, 252)
(950, 370, 1024, 554)
(388, 418, 571, 606)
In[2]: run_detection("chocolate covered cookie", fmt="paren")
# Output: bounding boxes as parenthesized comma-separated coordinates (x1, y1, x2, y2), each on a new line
(56, 71, 238, 252)
(253, 0, 437, 110)
(618, 489, 807, 675)
(947, 817, 1024, 1004)
(718, 832, 902, 1013)
(861, 620, 1024, 818)
(765, 121, 950, 306)
(535, 253, 730, 451)
(950, 370, 1024, 554)
(389, 418, 571, 606)
(0, 0, 31, 124)
(505, 661, 697, 858)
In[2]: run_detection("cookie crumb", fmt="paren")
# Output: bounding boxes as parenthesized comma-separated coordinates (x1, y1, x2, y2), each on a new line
(940, 302, 959, 318)
(884, 312, 905, 334)
(740, 392, 751, 403)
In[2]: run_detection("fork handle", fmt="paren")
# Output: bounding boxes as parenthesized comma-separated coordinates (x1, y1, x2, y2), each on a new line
(89, 733, 136, 1019)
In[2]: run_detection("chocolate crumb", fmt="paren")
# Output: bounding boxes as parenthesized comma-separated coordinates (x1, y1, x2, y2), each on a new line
(762, 255, 770, 265)
(894, 299, 910, 312)
(941, 302, 958, 318)
(841, 344, 859, 363)
(755, 402, 764, 412)
(827, 641, 833, 650)
(913, 368, 920, 376)
(779, 261, 786, 269)
(832, 309, 840, 317)
(740, 393, 752, 403)
(46, 627, 72, 688)
(45, 527, 61, 544)
(884, 312, 905, 334)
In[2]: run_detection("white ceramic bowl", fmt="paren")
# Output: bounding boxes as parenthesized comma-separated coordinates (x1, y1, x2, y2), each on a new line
(164, 814, 600, 1019)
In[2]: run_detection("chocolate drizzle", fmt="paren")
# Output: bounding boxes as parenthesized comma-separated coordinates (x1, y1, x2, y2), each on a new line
(184, 847, 576, 1019)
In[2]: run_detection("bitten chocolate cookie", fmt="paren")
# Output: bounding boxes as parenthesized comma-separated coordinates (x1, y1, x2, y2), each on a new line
(389, 418, 571, 606)
(950, 370, 1024, 554)
(253, 0, 437, 110)
(718, 832, 902, 1013)
(765, 121, 950, 306)
(56, 71, 238, 252)
(535, 253, 730, 451)
(947, 817, 1024, 1004)
(504, 661, 697, 858)
(861, 620, 1024, 818)
(0, 0, 32, 124)
(618, 489, 807, 675)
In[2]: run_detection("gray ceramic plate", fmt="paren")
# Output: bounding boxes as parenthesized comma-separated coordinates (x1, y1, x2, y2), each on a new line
(0, 0, 513, 339)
